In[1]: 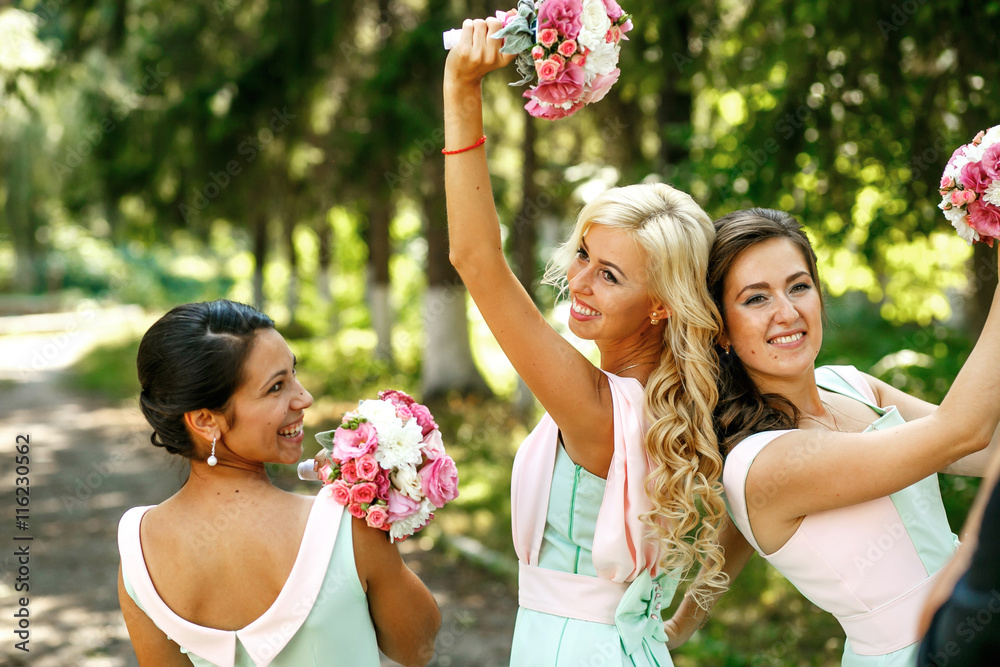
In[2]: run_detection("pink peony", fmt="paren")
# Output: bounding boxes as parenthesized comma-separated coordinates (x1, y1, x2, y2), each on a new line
(530, 63, 585, 106)
(374, 469, 391, 500)
(603, 0, 625, 21)
(582, 68, 621, 105)
(968, 200, 1000, 245)
(387, 489, 421, 522)
(419, 455, 460, 508)
(981, 143, 1000, 180)
(366, 505, 389, 530)
(348, 502, 366, 519)
(536, 58, 561, 81)
(537, 0, 583, 39)
(539, 27, 560, 47)
(524, 97, 584, 120)
(330, 479, 352, 505)
(961, 161, 992, 194)
(350, 481, 378, 505)
(355, 453, 379, 481)
(340, 459, 359, 484)
(409, 402, 437, 436)
(332, 421, 377, 460)
(557, 39, 578, 57)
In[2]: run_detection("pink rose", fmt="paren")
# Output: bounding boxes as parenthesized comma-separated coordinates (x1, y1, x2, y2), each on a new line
(968, 200, 1000, 244)
(536, 58, 561, 81)
(570, 53, 586, 67)
(602, 0, 625, 21)
(332, 421, 377, 460)
(582, 68, 621, 105)
(537, 0, 583, 39)
(539, 27, 559, 48)
(420, 429, 446, 461)
(366, 505, 389, 530)
(960, 162, 992, 194)
(951, 189, 977, 207)
(387, 489, 421, 522)
(940, 175, 955, 190)
(557, 40, 578, 57)
(981, 143, 1000, 180)
(530, 63, 585, 106)
(524, 97, 584, 120)
(374, 469, 391, 500)
(355, 453, 379, 481)
(348, 502, 366, 519)
(419, 455, 460, 508)
(317, 463, 334, 483)
(531, 45, 545, 60)
(351, 481, 377, 505)
(340, 459, 359, 484)
(973, 130, 986, 145)
(330, 479, 352, 505)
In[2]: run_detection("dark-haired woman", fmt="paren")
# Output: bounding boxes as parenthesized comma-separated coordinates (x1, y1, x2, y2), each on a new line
(668, 209, 1000, 665)
(117, 300, 440, 667)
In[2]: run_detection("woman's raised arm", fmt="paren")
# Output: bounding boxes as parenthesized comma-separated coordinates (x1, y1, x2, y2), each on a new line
(443, 18, 616, 468)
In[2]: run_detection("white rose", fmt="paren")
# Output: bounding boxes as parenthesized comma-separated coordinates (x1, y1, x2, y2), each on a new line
(391, 463, 424, 501)
(578, 0, 612, 52)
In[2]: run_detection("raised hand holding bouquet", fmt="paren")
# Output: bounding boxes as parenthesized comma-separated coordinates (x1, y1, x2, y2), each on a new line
(299, 390, 458, 542)
(444, 0, 632, 120)
(939, 124, 1000, 246)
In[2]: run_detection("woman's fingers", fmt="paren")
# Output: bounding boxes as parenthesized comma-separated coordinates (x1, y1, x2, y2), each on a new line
(445, 17, 516, 83)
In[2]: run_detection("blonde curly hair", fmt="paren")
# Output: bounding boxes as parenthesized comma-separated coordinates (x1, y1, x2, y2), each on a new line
(543, 183, 728, 608)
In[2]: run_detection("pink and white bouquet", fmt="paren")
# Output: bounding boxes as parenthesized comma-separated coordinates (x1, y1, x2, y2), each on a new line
(495, 0, 632, 119)
(299, 390, 458, 542)
(444, 0, 632, 120)
(939, 125, 1000, 247)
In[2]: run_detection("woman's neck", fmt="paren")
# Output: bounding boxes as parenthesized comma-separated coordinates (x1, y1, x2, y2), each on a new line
(749, 367, 824, 416)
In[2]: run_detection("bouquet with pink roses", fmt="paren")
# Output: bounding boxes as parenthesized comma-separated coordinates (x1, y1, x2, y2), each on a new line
(444, 0, 632, 120)
(939, 125, 1000, 247)
(298, 390, 459, 542)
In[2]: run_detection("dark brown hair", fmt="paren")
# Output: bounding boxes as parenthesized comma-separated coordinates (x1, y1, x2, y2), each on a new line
(707, 208, 824, 455)
(136, 300, 275, 458)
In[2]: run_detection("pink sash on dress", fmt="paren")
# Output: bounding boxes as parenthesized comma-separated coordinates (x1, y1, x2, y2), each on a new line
(511, 371, 663, 621)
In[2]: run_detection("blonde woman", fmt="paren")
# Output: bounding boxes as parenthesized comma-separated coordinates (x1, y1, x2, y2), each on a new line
(444, 19, 748, 665)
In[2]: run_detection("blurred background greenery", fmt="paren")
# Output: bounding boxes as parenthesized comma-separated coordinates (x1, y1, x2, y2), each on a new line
(3, 0, 998, 664)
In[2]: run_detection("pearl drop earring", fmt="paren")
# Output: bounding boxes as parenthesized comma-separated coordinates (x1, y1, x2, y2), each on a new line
(207, 437, 218, 466)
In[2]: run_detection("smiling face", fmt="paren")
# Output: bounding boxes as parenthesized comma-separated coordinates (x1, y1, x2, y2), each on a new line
(720, 238, 823, 390)
(215, 328, 314, 466)
(565, 223, 666, 342)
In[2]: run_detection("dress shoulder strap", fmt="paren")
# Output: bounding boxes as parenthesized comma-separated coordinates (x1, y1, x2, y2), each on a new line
(815, 365, 883, 413)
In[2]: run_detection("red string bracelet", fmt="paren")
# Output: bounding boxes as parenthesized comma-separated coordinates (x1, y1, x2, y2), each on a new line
(442, 135, 487, 155)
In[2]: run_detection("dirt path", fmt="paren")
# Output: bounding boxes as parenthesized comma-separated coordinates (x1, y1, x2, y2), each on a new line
(0, 308, 516, 666)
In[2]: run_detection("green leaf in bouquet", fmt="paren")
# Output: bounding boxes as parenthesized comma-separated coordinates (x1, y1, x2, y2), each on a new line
(511, 54, 536, 87)
(493, 0, 537, 56)
(314, 430, 336, 448)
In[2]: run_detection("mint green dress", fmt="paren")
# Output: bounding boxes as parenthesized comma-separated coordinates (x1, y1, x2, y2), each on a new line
(118, 488, 380, 666)
(509, 445, 675, 666)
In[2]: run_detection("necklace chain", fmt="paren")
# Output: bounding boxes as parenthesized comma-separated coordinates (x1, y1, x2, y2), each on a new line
(801, 399, 871, 433)
(611, 360, 657, 375)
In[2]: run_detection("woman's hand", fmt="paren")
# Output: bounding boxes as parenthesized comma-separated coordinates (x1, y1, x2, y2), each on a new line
(444, 18, 516, 90)
(664, 612, 699, 650)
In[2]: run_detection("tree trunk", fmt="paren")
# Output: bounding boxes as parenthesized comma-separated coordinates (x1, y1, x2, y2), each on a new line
(510, 118, 540, 414)
(966, 242, 999, 338)
(366, 197, 393, 362)
(421, 165, 491, 400)
(252, 213, 268, 311)
(283, 206, 299, 327)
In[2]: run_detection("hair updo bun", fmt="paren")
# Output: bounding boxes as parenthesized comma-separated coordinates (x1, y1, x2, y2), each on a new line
(136, 300, 275, 458)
